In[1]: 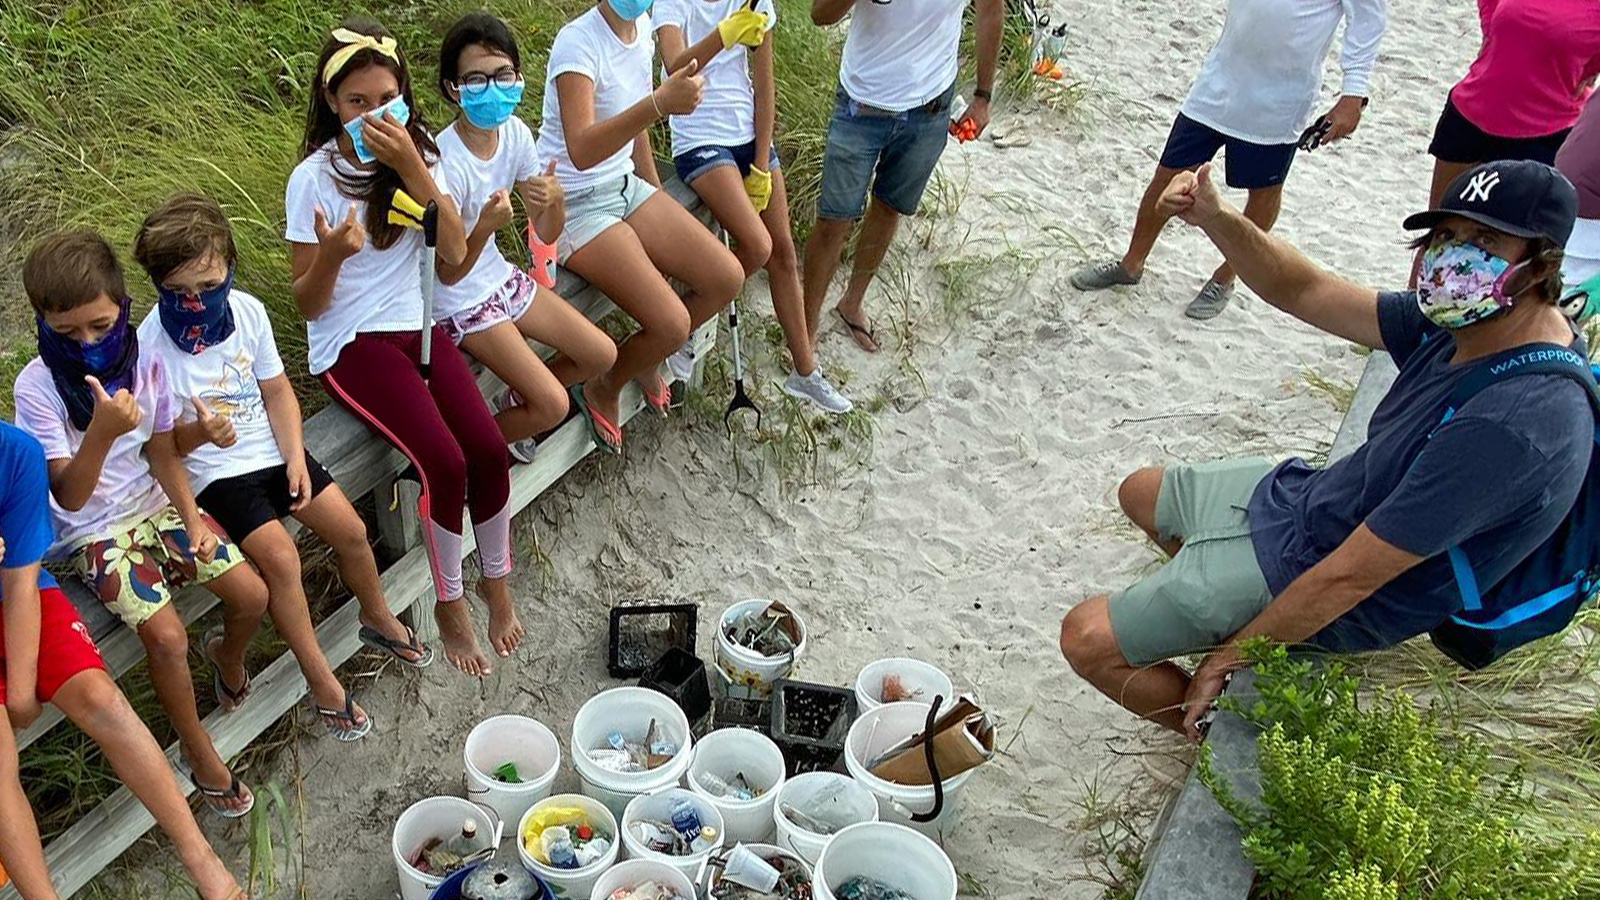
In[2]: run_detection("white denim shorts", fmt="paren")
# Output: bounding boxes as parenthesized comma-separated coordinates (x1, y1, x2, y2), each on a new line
(558, 173, 657, 263)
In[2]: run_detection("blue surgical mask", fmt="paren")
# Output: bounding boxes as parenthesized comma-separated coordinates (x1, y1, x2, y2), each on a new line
(607, 0, 653, 21)
(344, 95, 411, 164)
(460, 80, 524, 130)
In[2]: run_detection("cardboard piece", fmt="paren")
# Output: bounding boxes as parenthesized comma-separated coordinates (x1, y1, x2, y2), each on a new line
(867, 696, 996, 786)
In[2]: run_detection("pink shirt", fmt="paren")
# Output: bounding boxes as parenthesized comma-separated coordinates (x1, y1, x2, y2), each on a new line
(1451, 0, 1600, 139)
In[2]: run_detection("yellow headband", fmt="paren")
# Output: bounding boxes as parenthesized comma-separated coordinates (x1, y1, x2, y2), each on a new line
(322, 28, 400, 86)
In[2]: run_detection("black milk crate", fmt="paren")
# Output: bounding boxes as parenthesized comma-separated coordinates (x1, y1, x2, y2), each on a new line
(607, 602, 697, 678)
(770, 679, 858, 776)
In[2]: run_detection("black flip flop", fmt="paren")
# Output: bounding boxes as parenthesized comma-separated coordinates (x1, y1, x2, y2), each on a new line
(359, 624, 434, 668)
(194, 770, 255, 820)
(833, 308, 880, 353)
(314, 692, 373, 742)
(203, 627, 251, 711)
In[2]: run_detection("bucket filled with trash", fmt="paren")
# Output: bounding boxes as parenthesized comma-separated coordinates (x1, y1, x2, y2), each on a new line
(588, 858, 698, 900)
(771, 772, 879, 866)
(571, 687, 695, 818)
(853, 660, 954, 715)
(701, 844, 813, 900)
(813, 822, 956, 900)
(688, 728, 787, 843)
(518, 794, 620, 900)
(465, 715, 563, 829)
(431, 860, 549, 900)
(393, 796, 498, 900)
(716, 601, 807, 699)
(620, 788, 727, 880)
(843, 699, 996, 838)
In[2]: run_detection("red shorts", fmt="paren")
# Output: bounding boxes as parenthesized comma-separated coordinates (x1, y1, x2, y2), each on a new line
(0, 587, 107, 704)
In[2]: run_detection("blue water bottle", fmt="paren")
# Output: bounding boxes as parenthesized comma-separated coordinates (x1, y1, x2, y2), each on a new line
(668, 795, 703, 842)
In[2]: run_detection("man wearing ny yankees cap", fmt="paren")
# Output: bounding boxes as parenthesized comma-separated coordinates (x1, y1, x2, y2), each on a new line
(1059, 159, 1594, 740)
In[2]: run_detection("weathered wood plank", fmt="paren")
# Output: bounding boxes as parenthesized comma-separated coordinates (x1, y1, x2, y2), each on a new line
(1329, 352, 1398, 463)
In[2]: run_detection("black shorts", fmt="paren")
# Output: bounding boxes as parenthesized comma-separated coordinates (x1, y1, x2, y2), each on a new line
(197, 450, 335, 544)
(1427, 94, 1571, 166)
(1159, 113, 1298, 190)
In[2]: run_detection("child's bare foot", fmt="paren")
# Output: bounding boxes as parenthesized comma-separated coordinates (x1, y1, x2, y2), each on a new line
(435, 599, 491, 677)
(186, 850, 246, 900)
(477, 578, 524, 659)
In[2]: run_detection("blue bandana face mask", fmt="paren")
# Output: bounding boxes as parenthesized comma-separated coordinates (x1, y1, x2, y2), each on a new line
(344, 95, 411, 164)
(156, 269, 237, 355)
(607, 0, 654, 21)
(460, 80, 524, 130)
(36, 296, 140, 432)
(1416, 239, 1524, 330)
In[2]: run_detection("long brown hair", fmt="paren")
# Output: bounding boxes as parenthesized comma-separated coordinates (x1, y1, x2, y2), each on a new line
(302, 17, 439, 250)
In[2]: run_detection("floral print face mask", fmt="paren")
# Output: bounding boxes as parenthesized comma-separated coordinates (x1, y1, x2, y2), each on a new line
(1416, 239, 1524, 330)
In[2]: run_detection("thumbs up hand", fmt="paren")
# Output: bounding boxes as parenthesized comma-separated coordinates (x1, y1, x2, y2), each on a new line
(85, 375, 143, 440)
(192, 396, 238, 449)
(523, 160, 566, 217)
(654, 59, 704, 117)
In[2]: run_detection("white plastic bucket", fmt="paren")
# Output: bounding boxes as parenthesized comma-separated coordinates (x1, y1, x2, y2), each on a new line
(700, 843, 812, 897)
(714, 600, 808, 699)
(589, 858, 697, 900)
(571, 687, 695, 820)
(620, 788, 726, 881)
(770, 773, 878, 866)
(844, 701, 975, 838)
(392, 796, 497, 900)
(687, 729, 786, 844)
(853, 658, 955, 714)
(465, 715, 562, 830)
(813, 822, 957, 900)
(517, 793, 620, 900)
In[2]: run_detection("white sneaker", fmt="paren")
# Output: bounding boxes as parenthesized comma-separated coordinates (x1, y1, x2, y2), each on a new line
(666, 346, 697, 382)
(491, 388, 538, 464)
(507, 436, 538, 465)
(782, 370, 854, 414)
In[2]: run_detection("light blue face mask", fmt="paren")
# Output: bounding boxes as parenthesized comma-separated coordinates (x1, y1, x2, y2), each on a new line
(460, 80, 524, 130)
(343, 95, 411, 164)
(606, 0, 653, 21)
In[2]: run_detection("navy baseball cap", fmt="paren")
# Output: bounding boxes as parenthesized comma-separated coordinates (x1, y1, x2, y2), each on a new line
(1403, 160, 1579, 247)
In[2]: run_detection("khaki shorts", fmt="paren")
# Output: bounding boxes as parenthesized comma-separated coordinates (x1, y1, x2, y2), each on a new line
(1108, 458, 1275, 667)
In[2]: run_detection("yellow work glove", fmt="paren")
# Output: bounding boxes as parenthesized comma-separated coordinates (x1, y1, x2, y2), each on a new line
(718, 8, 770, 49)
(744, 166, 773, 212)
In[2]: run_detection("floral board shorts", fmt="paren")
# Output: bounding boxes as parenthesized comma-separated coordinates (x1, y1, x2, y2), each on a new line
(71, 506, 245, 629)
(439, 267, 538, 345)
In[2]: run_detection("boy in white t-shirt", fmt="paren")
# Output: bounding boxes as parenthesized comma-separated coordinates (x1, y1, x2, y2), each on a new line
(13, 230, 266, 820)
(656, 0, 852, 415)
(433, 11, 618, 464)
(134, 193, 432, 718)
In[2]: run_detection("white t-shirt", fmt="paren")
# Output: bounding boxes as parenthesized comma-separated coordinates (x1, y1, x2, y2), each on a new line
(1180, 0, 1388, 145)
(284, 143, 455, 375)
(839, 0, 966, 112)
(654, 0, 778, 157)
(535, 7, 656, 192)
(136, 289, 288, 494)
(13, 354, 175, 557)
(435, 119, 544, 318)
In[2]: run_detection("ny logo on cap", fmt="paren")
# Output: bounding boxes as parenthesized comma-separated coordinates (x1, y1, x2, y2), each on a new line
(1461, 169, 1502, 204)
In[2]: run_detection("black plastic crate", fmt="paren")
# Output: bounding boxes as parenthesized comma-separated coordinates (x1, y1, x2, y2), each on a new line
(638, 647, 713, 723)
(607, 602, 697, 678)
(770, 679, 858, 776)
(712, 696, 772, 735)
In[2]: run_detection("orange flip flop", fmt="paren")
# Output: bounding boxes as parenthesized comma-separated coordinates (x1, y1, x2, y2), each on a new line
(570, 385, 622, 454)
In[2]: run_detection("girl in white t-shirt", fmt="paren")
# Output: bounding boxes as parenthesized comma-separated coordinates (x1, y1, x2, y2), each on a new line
(285, 18, 515, 679)
(535, 0, 744, 451)
(656, 0, 852, 415)
(433, 12, 618, 465)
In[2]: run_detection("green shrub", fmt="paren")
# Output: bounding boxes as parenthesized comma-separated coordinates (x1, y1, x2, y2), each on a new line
(1202, 642, 1600, 900)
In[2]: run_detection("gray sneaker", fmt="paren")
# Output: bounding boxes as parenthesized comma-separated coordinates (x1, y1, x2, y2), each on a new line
(1070, 259, 1142, 291)
(1185, 279, 1235, 320)
(782, 370, 854, 414)
(666, 346, 697, 382)
(491, 388, 538, 464)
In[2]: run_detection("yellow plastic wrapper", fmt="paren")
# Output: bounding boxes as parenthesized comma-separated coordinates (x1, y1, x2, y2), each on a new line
(520, 807, 590, 864)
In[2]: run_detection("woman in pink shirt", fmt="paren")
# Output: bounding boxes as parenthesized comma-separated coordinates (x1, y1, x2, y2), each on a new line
(1426, 0, 1600, 206)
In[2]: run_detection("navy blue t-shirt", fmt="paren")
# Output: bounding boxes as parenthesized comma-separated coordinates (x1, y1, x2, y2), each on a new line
(0, 419, 59, 600)
(1248, 293, 1594, 652)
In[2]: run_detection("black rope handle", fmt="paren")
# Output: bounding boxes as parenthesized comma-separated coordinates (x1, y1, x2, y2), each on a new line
(909, 694, 946, 824)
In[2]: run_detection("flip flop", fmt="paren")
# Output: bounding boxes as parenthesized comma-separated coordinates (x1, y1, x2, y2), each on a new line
(359, 623, 434, 668)
(832, 308, 880, 354)
(314, 692, 373, 742)
(193, 769, 255, 820)
(569, 384, 622, 455)
(637, 370, 672, 417)
(203, 627, 252, 712)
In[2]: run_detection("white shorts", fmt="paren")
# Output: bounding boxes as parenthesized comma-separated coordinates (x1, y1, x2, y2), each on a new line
(558, 173, 657, 263)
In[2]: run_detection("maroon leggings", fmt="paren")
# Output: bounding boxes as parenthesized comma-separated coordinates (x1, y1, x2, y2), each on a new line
(321, 328, 511, 599)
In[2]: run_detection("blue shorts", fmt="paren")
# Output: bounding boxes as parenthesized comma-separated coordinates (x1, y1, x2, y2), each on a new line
(818, 83, 955, 220)
(1159, 113, 1297, 190)
(674, 141, 782, 185)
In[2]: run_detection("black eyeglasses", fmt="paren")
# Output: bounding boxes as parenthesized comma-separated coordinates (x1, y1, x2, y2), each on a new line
(455, 68, 523, 95)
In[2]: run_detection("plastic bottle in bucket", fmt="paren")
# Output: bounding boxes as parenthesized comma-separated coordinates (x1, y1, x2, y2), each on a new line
(464, 715, 563, 828)
(571, 687, 694, 818)
(813, 823, 956, 900)
(394, 797, 500, 900)
(715, 600, 807, 699)
(519, 794, 620, 900)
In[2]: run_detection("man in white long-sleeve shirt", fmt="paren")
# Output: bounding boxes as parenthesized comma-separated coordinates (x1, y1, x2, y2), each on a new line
(1072, 0, 1388, 319)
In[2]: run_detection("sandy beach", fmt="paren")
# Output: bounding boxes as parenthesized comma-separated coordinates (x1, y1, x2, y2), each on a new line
(94, 0, 1483, 896)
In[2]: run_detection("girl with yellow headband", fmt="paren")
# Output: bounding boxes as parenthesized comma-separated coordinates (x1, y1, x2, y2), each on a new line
(285, 18, 518, 679)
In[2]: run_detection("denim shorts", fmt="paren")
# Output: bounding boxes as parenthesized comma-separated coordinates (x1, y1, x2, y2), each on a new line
(675, 141, 782, 185)
(818, 83, 955, 221)
(1159, 113, 1297, 190)
(559, 172, 658, 263)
